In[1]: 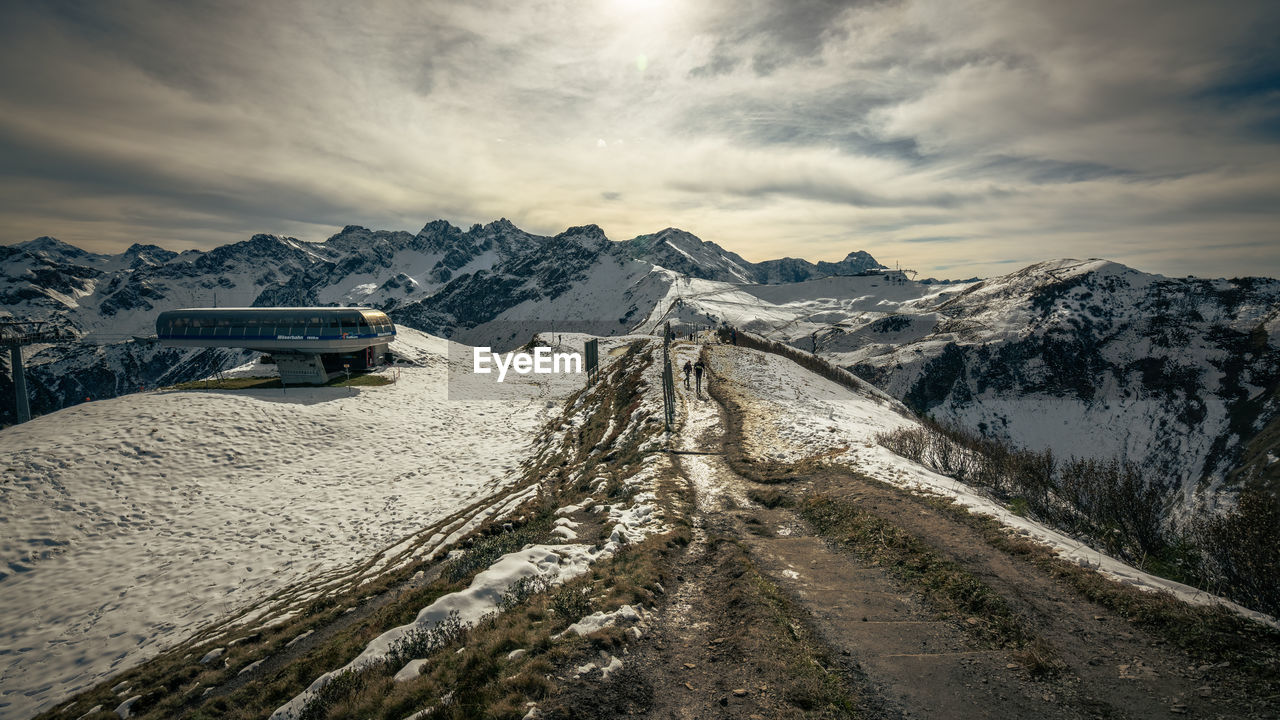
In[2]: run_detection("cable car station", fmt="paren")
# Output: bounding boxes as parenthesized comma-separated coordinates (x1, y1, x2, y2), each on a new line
(156, 307, 395, 385)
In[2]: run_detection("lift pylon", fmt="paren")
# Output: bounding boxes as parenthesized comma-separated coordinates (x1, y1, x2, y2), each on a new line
(2, 320, 64, 425)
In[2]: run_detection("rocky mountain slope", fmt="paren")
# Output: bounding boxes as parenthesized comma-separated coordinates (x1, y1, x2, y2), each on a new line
(620, 227, 885, 284)
(666, 260, 1280, 498)
(3, 222, 1277, 502)
(845, 260, 1280, 499)
(0, 220, 778, 422)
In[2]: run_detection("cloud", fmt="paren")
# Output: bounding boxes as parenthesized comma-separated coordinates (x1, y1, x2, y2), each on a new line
(0, 0, 1277, 280)
(902, 236, 968, 243)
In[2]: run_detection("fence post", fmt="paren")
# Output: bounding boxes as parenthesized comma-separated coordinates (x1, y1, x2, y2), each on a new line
(662, 322, 675, 434)
(584, 338, 599, 384)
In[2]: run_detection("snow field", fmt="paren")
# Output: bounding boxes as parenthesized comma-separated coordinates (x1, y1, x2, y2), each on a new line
(0, 328, 580, 718)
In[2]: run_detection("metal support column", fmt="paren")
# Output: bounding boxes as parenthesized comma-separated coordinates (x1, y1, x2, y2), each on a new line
(9, 342, 29, 424)
(2, 320, 60, 425)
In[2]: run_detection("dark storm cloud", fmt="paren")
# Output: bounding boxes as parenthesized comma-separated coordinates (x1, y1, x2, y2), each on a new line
(1191, 56, 1280, 141)
(0, 0, 511, 247)
(688, 54, 739, 79)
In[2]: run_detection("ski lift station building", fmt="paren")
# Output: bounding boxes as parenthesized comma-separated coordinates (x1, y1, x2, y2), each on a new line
(156, 307, 396, 384)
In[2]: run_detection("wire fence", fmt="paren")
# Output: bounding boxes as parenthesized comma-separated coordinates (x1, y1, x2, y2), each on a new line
(714, 326, 896, 405)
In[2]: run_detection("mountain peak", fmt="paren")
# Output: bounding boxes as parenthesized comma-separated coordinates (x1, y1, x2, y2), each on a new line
(654, 227, 695, 238)
(121, 243, 178, 267)
(17, 236, 88, 256)
(561, 223, 606, 237)
(555, 224, 610, 252)
(417, 219, 460, 236)
(485, 218, 518, 231)
(622, 228, 756, 283)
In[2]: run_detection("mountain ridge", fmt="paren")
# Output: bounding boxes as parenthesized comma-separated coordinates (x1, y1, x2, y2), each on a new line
(2, 219, 1277, 503)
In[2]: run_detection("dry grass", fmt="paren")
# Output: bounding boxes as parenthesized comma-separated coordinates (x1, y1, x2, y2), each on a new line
(800, 494, 1042, 655)
(717, 538, 865, 717)
(747, 486, 794, 509)
(913, 491, 1280, 676)
(167, 374, 392, 391)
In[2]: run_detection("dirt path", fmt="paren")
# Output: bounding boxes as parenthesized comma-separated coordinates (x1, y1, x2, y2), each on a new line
(624, 341, 1268, 719)
(620, 344, 825, 719)
(669, 344, 1075, 719)
(571, 342, 868, 720)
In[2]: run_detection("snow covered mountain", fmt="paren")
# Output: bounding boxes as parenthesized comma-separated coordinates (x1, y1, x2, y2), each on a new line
(4, 222, 1277, 502)
(1, 219, 895, 424)
(620, 227, 885, 284)
(842, 260, 1280, 498)
(392, 223, 674, 348)
(665, 260, 1280, 497)
(621, 228, 759, 283)
(4, 225, 1280, 717)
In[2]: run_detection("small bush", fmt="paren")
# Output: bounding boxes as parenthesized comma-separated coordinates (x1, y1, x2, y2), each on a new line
(748, 487, 793, 508)
(875, 420, 1280, 617)
(443, 518, 548, 583)
(499, 575, 552, 612)
(549, 583, 593, 627)
(1189, 488, 1280, 617)
(297, 668, 370, 720)
(384, 609, 467, 670)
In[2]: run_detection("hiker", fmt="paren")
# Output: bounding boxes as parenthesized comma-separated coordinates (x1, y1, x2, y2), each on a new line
(730, 327, 737, 345)
(693, 358, 706, 397)
(682, 359, 693, 389)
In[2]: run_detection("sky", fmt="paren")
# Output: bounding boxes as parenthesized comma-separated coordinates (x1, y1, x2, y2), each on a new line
(1, 0, 1278, 279)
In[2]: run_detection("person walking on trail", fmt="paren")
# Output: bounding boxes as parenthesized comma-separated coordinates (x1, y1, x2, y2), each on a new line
(730, 327, 737, 345)
(682, 359, 693, 389)
(693, 358, 706, 398)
